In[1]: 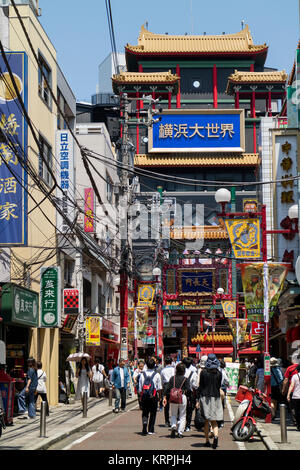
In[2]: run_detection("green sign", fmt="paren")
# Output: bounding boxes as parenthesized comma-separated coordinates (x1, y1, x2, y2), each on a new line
(40, 266, 61, 328)
(0, 283, 39, 327)
(264, 354, 271, 377)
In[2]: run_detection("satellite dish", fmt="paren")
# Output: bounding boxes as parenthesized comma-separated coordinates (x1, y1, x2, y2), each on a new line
(296, 256, 300, 286)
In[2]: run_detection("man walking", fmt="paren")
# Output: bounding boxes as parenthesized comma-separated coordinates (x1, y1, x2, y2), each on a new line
(161, 356, 175, 426)
(111, 359, 130, 413)
(138, 358, 162, 435)
(182, 357, 199, 432)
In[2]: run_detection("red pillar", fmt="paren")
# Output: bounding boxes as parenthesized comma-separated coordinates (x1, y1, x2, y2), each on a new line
(136, 92, 140, 154)
(251, 89, 257, 153)
(213, 64, 218, 108)
(176, 64, 181, 108)
(235, 90, 240, 109)
(250, 63, 254, 72)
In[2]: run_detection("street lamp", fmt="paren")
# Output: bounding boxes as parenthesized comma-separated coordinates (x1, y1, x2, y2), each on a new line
(215, 188, 231, 215)
(288, 204, 299, 222)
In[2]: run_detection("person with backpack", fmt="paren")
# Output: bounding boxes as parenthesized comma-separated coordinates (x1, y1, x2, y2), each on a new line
(182, 357, 198, 432)
(163, 362, 191, 439)
(138, 358, 162, 435)
(92, 359, 107, 398)
(270, 357, 284, 419)
(161, 356, 175, 427)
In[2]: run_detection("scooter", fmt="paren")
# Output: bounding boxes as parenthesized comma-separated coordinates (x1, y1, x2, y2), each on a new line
(231, 386, 271, 441)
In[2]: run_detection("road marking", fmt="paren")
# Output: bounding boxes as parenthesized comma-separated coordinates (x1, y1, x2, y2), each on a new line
(226, 396, 246, 451)
(62, 432, 96, 450)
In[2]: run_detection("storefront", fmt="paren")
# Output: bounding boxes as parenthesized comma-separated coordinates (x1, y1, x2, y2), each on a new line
(0, 283, 39, 410)
(86, 318, 120, 367)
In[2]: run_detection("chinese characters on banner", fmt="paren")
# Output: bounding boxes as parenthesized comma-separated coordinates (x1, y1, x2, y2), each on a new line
(40, 266, 61, 327)
(228, 319, 248, 345)
(84, 188, 95, 233)
(243, 199, 258, 213)
(0, 53, 28, 245)
(225, 218, 261, 259)
(250, 322, 265, 351)
(240, 262, 289, 322)
(137, 285, 155, 307)
(179, 270, 214, 296)
(56, 130, 75, 233)
(85, 316, 101, 346)
(150, 111, 244, 153)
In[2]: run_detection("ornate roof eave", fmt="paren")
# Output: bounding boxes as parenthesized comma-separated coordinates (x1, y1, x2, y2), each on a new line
(134, 153, 260, 167)
(112, 70, 180, 95)
(170, 225, 229, 240)
(226, 70, 288, 95)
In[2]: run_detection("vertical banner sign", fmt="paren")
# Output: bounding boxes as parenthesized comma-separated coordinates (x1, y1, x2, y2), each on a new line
(128, 307, 148, 340)
(251, 322, 265, 351)
(120, 327, 128, 361)
(225, 219, 261, 259)
(85, 316, 101, 346)
(228, 319, 248, 344)
(137, 284, 155, 307)
(40, 266, 61, 327)
(63, 288, 79, 315)
(56, 130, 74, 233)
(0, 52, 28, 245)
(240, 263, 289, 322)
(84, 188, 95, 233)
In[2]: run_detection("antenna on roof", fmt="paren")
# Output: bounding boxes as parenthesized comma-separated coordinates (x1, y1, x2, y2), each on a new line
(145, 20, 149, 29)
(241, 19, 245, 29)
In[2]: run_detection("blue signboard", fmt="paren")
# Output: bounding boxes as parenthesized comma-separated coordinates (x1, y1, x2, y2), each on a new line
(179, 269, 215, 296)
(0, 52, 28, 245)
(149, 110, 245, 153)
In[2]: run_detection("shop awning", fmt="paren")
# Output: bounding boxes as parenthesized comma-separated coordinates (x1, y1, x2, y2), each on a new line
(238, 348, 261, 355)
(101, 336, 120, 345)
(189, 346, 233, 355)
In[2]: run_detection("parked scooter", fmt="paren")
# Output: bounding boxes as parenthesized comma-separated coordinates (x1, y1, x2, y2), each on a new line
(0, 398, 6, 438)
(231, 386, 271, 441)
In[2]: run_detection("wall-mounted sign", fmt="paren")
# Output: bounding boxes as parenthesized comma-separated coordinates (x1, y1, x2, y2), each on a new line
(149, 109, 245, 153)
(63, 288, 79, 315)
(178, 269, 215, 296)
(225, 218, 261, 259)
(0, 52, 28, 245)
(221, 300, 237, 318)
(243, 199, 258, 213)
(85, 316, 101, 346)
(0, 283, 38, 327)
(84, 188, 95, 233)
(56, 130, 75, 233)
(137, 284, 155, 307)
(40, 266, 61, 328)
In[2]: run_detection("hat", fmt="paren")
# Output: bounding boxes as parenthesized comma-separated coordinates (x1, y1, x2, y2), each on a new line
(199, 355, 208, 368)
(291, 352, 300, 364)
(205, 353, 220, 370)
(270, 357, 278, 366)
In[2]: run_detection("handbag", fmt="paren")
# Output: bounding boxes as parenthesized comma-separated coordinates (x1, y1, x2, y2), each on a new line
(169, 376, 186, 404)
(194, 405, 205, 430)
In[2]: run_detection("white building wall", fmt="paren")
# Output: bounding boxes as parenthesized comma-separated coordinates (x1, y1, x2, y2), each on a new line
(98, 52, 126, 94)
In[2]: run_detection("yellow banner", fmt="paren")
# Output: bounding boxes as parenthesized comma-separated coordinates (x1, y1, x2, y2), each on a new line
(225, 218, 261, 259)
(85, 316, 101, 346)
(221, 300, 237, 318)
(137, 284, 155, 307)
(228, 319, 248, 344)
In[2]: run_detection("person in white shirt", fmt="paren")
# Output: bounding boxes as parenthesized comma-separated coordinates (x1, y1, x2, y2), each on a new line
(133, 360, 145, 409)
(287, 363, 300, 431)
(35, 361, 49, 416)
(183, 357, 199, 432)
(92, 359, 107, 398)
(138, 358, 162, 435)
(161, 356, 175, 426)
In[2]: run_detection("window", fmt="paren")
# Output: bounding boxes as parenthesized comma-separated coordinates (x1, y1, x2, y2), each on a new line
(39, 135, 52, 186)
(106, 174, 113, 203)
(38, 53, 51, 107)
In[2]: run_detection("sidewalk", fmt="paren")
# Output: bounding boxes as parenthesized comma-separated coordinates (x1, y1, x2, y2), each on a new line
(0, 395, 138, 451)
(256, 411, 300, 451)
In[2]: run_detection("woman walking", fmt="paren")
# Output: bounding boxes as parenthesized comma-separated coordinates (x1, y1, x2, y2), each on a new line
(17, 358, 38, 420)
(163, 362, 191, 439)
(76, 357, 92, 406)
(287, 362, 300, 431)
(196, 354, 223, 449)
(92, 359, 106, 398)
(35, 361, 49, 416)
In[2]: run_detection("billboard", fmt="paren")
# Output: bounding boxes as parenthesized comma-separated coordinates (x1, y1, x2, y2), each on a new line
(0, 52, 28, 245)
(225, 218, 261, 259)
(40, 266, 61, 328)
(56, 130, 75, 233)
(149, 109, 245, 153)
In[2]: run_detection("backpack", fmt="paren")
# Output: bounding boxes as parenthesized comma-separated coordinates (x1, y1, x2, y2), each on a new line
(169, 376, 186, 404)
(141, 372, 157, 401)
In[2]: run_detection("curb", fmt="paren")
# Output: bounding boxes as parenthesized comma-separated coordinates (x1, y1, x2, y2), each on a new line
(255, 423, 279, 451)
(22, 397, 138, 451)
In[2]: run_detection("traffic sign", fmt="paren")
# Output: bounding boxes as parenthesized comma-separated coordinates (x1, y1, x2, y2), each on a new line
(196, 344, 201, 353)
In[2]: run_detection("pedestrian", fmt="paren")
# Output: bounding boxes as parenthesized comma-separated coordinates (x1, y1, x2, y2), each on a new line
(160, 356, 175, 426)
(92, 359, 107, 398)
(108, 362, 115, 385)
(248, 358, 258, 388)
(287, 362, 300, 431)
(218, 359, 229, 428)
(111, 358, 130, 413)
(254, 358, 265, 392)
(197, 355, 208, 381)
(75, 357, 92, 405)
(163, 362, 191, 439)
(17, 357, 38, 420)
(270, 357, 284, 419)
(282, 352, 300, 423)
(182, 357, 198, 432)
(133, 360, 145, 409)
(35, 361, 49, 416)
(139, 358, 162, 435)
(196, 353, 223, 449)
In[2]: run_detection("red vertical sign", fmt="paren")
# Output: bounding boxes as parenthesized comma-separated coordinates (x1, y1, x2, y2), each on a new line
(84, 188, 95, 233)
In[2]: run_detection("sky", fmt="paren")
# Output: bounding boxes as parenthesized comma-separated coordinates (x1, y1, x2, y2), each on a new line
(38, 0, 300, 102)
